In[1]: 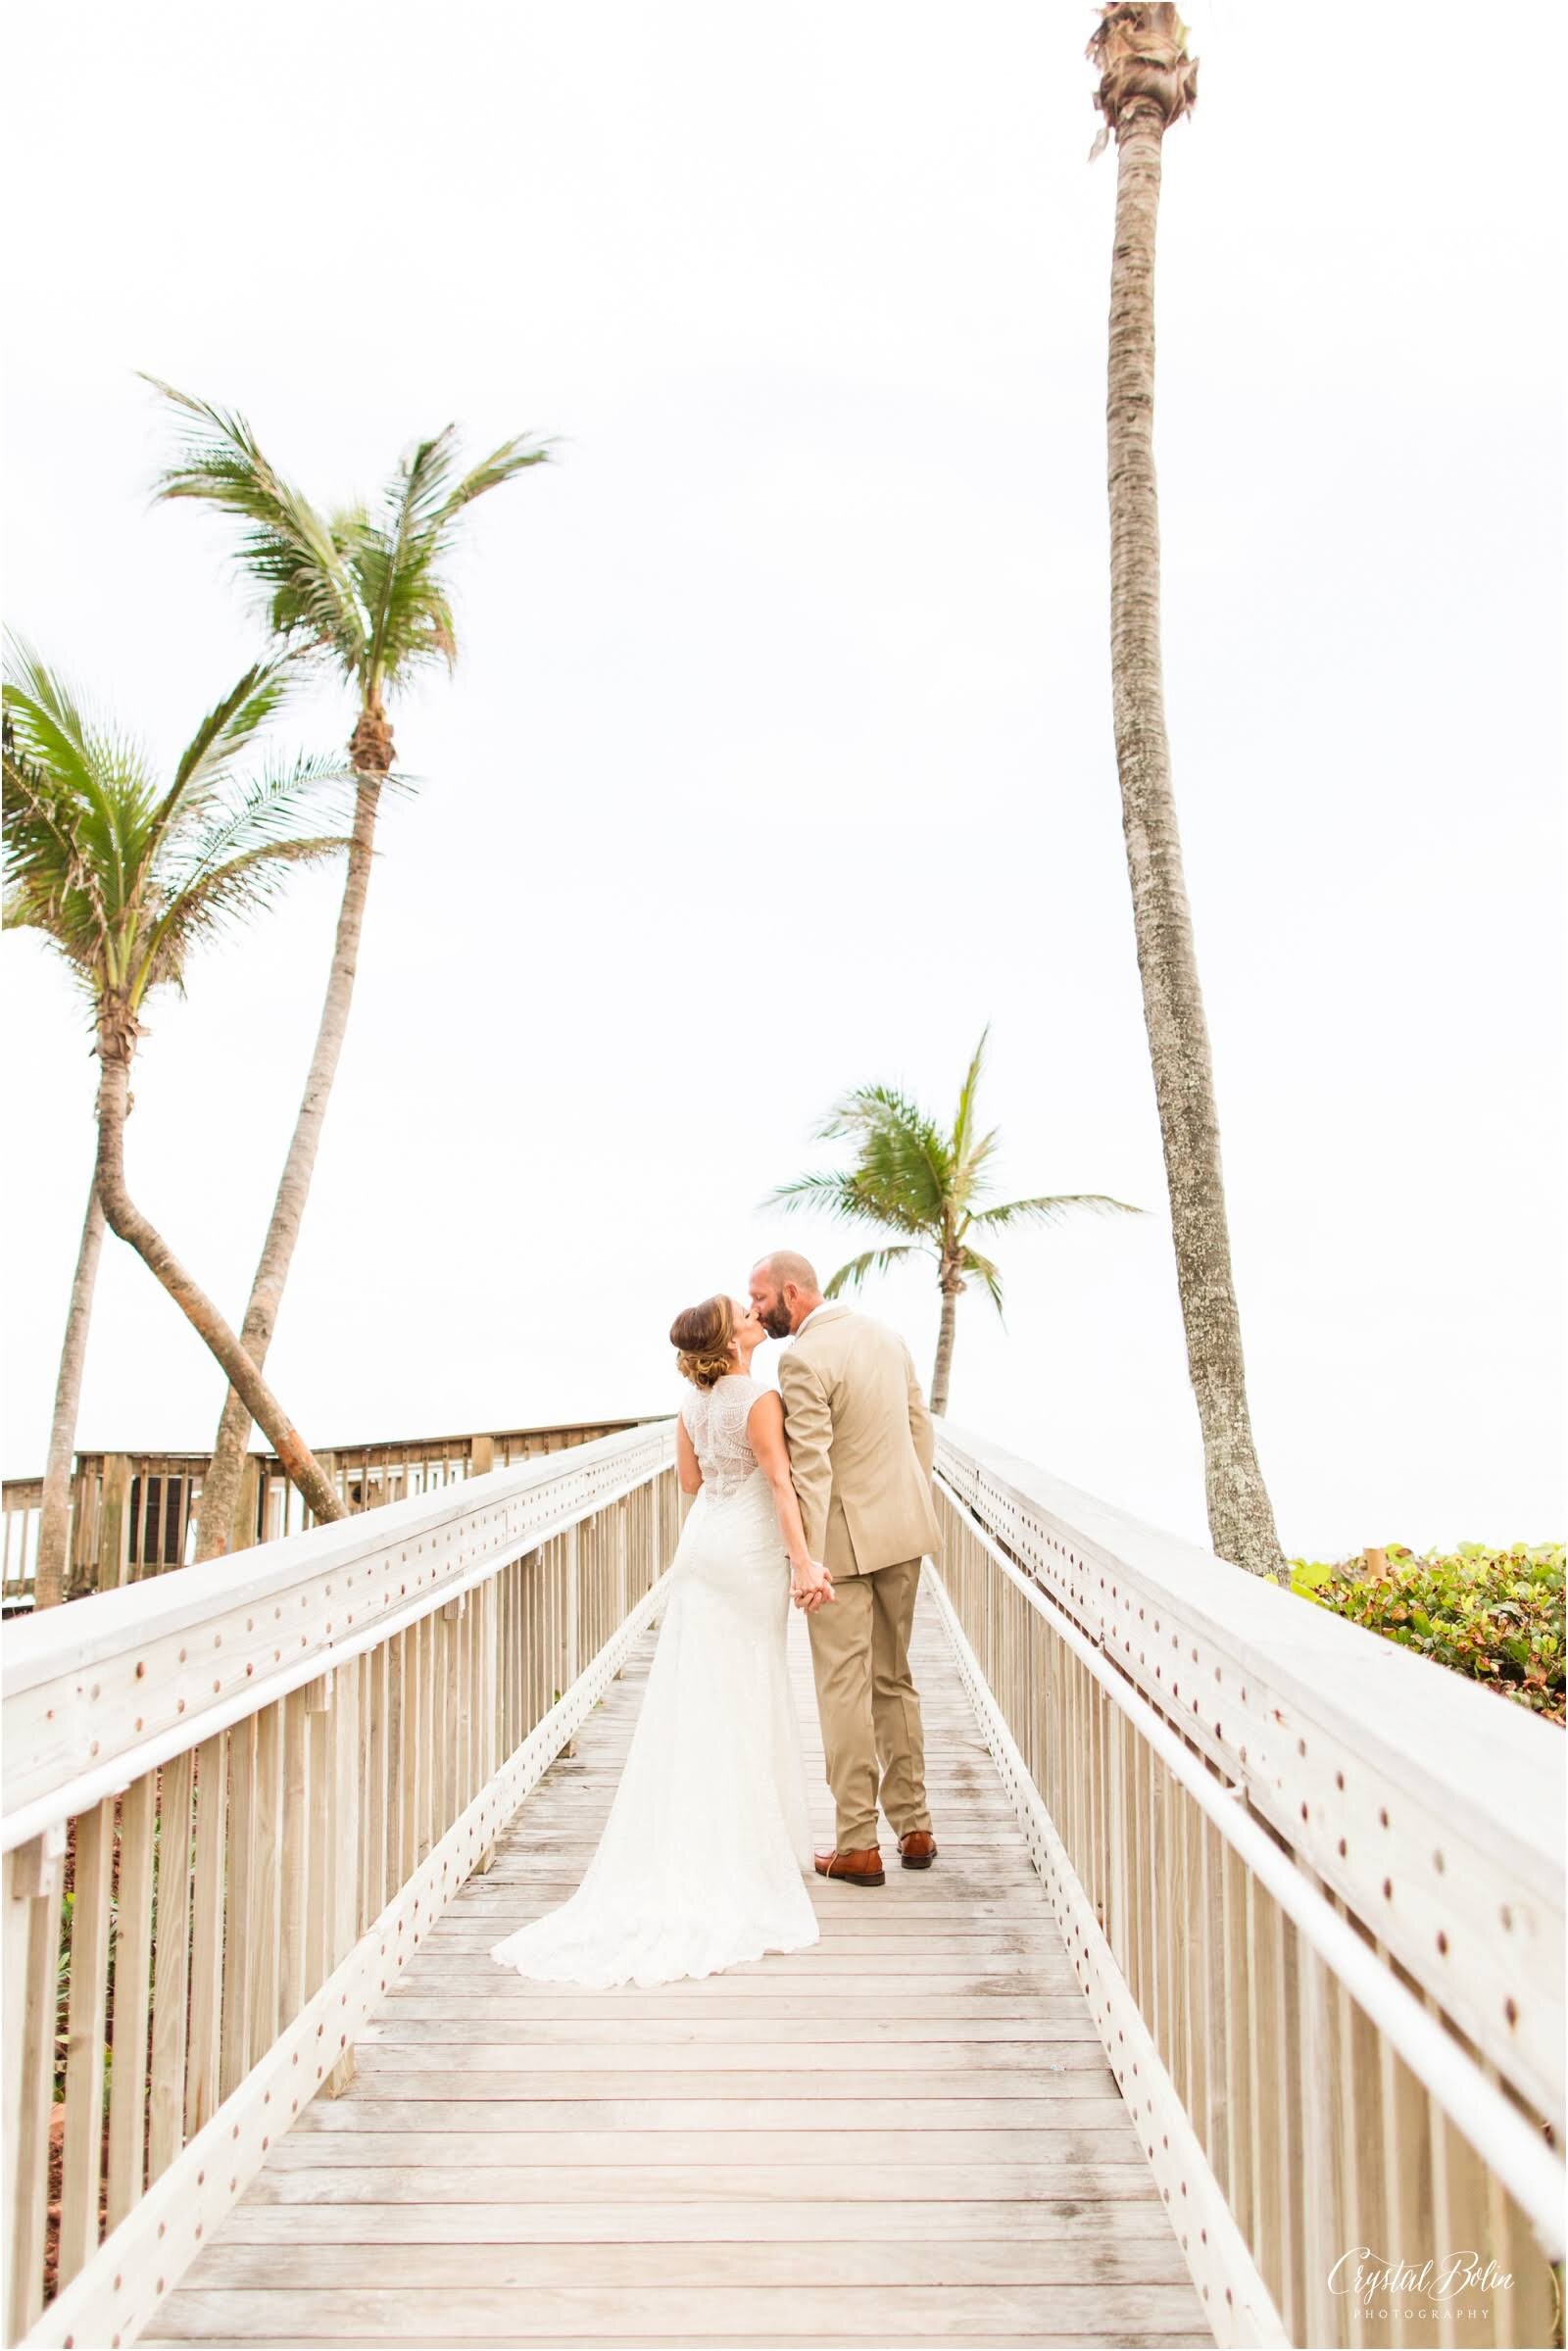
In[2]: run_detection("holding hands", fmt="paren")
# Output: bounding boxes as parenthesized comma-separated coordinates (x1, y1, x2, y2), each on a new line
(791, 1558, 834, 1612)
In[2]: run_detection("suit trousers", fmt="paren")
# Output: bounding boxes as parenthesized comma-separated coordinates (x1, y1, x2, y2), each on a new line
(805, 1555, 930, 1851)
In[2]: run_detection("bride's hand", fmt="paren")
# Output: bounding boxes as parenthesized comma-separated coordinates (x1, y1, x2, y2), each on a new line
(791, 1560, 834, 1611)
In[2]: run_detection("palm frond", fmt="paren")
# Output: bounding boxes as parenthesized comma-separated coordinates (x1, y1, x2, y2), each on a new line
(764, 1170, 883, 1220)
(3, 639, 155, 935)
(435, 430, 554, 521)
(952, 1025, 991, 1162)
(0, 751, 104, 972)
(161, 753, 355, 900)
(815, 1078, 929, 1145)
(136, 833, 350, 998)
(957, 1245, 1006, 1318)
(814, 1081, 952, 1230)
(144, 377, 366, 661)
(355, 426, 551, 692)
(766, 1168, 931, 1240)
(966, 1191, 1145, 1232)
(354, 431, 463, 690)
(824, 1245, 924, 1298)
(156, 657, 297, 841)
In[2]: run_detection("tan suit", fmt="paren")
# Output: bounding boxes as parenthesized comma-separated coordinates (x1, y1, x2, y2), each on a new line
(778, 1304, 942, 1851)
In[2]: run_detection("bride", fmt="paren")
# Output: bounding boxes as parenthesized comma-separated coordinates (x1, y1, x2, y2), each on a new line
(490, 1293, 833, 1988)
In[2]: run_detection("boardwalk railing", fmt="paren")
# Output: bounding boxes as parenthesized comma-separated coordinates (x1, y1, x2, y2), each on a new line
(0, 1420, 678, 2348)
(1, 1419, 658, 1607)
(929, 1428, 1566, 2349)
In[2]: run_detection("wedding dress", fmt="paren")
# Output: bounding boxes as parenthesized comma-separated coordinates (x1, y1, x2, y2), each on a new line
(490, 1372, 820, 1987)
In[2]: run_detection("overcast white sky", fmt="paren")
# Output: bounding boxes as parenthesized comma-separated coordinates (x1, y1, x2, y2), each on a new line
(3, 0, 1562, 1559)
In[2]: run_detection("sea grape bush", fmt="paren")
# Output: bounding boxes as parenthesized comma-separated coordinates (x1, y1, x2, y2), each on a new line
(1290, 1543, 1565, 1725)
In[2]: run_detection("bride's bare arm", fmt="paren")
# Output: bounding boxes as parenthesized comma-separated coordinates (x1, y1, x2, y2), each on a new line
(747, 1391, 833, 1607)
(675, 1414, 703, 1495)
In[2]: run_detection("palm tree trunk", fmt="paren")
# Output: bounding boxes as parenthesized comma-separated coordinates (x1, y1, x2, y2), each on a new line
(33, 1174, 107, 1608)
(195, 776, 381, 1558)
(930, 1281, 960, 1420)
(93, 1043, 346, 1528)
(1102, 85, 1285, 1581)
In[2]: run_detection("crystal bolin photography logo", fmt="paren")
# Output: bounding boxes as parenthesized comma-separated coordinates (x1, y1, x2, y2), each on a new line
(1328, 2248, 1515, 2324)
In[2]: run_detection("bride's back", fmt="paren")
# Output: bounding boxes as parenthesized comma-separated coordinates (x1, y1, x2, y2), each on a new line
(681, 1372, 761, 1499)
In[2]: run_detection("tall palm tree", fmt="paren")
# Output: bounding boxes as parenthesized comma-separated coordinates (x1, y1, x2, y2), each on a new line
(767, 1028, 1140, 1418)
(145, 380, 553, 1557)
(3, 638, 352, 1583)
(1088, 6, 1286, 1581)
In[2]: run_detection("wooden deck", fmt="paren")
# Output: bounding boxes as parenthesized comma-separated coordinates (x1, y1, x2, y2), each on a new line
(146, 1583, 1213, 2348)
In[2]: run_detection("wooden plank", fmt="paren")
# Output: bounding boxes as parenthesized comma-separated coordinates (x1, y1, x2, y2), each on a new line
(186, 1733, 229, 2137)
(5, 1841, 64, 2339)
(307, 1681, 333, 1995)
(149, 1746, 195, 2183)
(292, 2092, 1130, 2132)
(325, 1658, 363, 2097)
(180, 2237, 1189, 2294)
(364, 1645, 385, 1936)
(59, 1796, 116, 2287)
(144, 2327, 1214, 2347)
(279, 1689, 310, 2030)
(139, 2279, 1206, 2340)
(251, 1699, 284, 2063)
(211, 2195, 1188, 2247)
(107, 1773, 157, 2227)
(360, 2014, 1101, 2046)
(352, 2040, 1113, 2075)
(398, 1625, 421, 1887)
(241, 2160, 1165, 2206)
(220, 1711, 258, 2099)
(3, 1849, 32, 2294)
(267, 2127, 1148, 2170)
(417, 1610, 436, 1862)
(344, 2065, 1112, 2101)
(184, 2237, 1195, 2288)
(380, 1993, 1091, 2020)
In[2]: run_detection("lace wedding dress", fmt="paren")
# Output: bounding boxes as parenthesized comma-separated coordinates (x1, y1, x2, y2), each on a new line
(490, 1373, 819, 1987)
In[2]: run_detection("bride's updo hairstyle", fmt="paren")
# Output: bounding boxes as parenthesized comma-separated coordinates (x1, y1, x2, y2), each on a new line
(670, 1294, 737, 1391)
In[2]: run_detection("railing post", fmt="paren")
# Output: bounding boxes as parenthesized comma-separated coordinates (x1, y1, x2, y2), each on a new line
(470, 1434, 496, 1479)
(68, 1458, 97, 1598)
(614, 1494, 629, 1667)
(4, 1829, 64, 2342)
(561, 1523, 580, 1755)
(97, 1453, 132, 1591)
(322, 1660, 361, 2097)
(473, 1575, 501, 1873)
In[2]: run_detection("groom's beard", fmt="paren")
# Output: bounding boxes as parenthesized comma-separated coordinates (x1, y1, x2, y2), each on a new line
(759, 1303, 793, 1341)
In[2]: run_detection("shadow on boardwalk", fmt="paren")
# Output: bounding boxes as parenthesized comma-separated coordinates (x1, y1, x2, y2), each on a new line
(146, 1587, 1213, 2348)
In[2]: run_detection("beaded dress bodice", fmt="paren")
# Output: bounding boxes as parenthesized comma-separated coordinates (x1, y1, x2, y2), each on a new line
(680, 1373, 763, 1501)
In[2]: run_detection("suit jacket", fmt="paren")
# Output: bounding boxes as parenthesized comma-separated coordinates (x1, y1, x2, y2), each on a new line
(777, 1303, 943, 1579)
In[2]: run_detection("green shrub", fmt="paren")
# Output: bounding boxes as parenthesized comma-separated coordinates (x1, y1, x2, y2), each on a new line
(1290, 1543, 1564, 1725)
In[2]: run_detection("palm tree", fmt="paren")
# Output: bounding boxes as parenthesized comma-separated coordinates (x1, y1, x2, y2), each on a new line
(145, 380, 553, 1557)
(3, 637, 352, 1581)
(767, 1028, 1140, 1418)
(1088, 6, 1286, 1581)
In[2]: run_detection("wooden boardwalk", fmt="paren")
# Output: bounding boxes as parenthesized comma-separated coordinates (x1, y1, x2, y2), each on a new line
(147, 1584, 1213, 2348)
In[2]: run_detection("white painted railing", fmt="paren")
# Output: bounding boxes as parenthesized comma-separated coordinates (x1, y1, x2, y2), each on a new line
(1, 1419, 658, 1607)
(929, 1428, 1566, 2350)
(0, 1421, 678, 2348)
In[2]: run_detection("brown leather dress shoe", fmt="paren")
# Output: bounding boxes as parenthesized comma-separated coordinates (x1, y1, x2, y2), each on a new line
(898, 1830, 938, 1870)
(813, 1846, 886, 1887)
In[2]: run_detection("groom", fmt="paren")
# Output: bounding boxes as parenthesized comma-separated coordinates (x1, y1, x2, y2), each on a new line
(749, 1251, 944, 1888)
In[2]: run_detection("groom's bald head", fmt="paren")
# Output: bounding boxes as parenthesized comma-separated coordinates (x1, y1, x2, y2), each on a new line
(749, 1250, 823, 1340)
